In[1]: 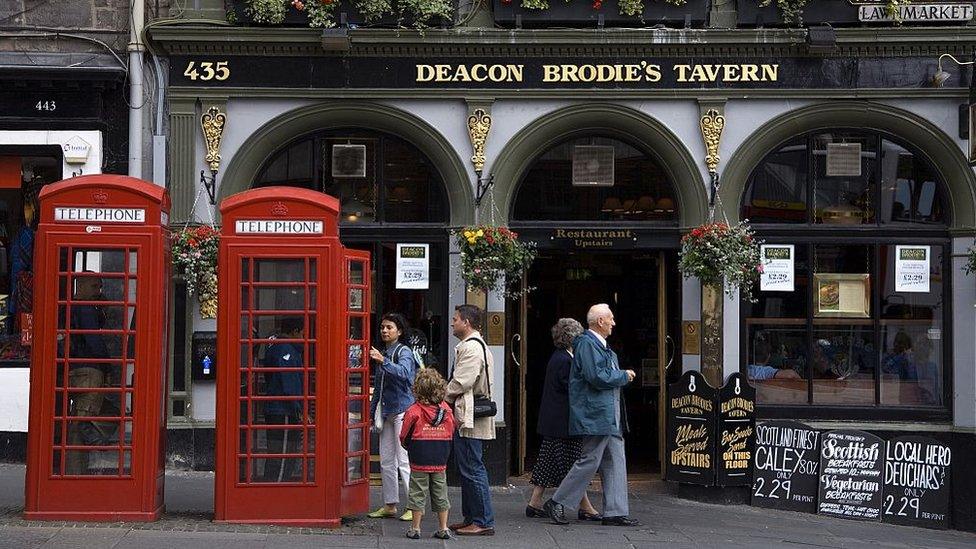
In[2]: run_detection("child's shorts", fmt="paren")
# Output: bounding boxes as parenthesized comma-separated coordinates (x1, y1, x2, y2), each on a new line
(407, 471, 450, 512)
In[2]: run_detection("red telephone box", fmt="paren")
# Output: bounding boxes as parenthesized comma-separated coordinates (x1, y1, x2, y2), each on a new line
(24, 175, 171, 521)
(215, 187, 371, 526)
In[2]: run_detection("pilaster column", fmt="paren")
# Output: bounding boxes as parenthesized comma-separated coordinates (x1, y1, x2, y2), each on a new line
(169, 98, 197, 223)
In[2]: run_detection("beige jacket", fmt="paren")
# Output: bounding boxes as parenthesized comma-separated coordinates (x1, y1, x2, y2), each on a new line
(445, 331, 496, 440)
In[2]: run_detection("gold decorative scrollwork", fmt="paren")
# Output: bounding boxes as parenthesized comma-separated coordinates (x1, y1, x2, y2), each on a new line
(467, 108, 492, 174)
(201, 106, 227, 174)
(699, 108, 725, 175)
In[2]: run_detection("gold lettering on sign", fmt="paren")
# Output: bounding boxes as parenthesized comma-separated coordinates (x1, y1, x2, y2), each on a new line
(416, 64, 524, 83)
(415, 63, 778, 85)
(671, 424, 711, 468)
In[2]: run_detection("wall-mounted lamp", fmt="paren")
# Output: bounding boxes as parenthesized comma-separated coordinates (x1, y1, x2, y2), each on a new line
(932, 53, 974, 88)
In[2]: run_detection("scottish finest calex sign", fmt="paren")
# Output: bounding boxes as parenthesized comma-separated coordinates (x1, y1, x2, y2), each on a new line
(883, 436, 952, 529)
(818, 430, 886, 521)
(665, 371, 716, 485)
(716, 373, 756, 487)
(752, 420, 821, 513)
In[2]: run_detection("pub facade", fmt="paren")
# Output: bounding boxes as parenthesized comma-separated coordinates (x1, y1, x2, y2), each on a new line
(147, 0, 976, 531)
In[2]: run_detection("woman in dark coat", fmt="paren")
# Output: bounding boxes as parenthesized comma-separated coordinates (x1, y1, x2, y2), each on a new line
(525, 318, 602, 520)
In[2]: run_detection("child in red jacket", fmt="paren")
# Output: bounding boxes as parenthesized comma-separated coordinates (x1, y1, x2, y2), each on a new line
(400, 368, 455, 540)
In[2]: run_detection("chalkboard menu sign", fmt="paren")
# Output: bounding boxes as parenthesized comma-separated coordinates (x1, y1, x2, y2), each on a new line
(882, 436, 952, 529)
(716, 373, 756, 487)
(751, 420, 821, 513)
(818, 430, 886, 521)
(665, 371, 716, 485)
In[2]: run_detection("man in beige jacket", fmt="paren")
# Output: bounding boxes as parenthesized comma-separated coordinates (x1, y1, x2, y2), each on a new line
(445, 304, 496, 536)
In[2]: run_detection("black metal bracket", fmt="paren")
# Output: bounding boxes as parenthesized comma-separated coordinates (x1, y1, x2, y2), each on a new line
(200, 170, 217, 206)
(475, 173, 495, 207)
(708, 172, 720, 208)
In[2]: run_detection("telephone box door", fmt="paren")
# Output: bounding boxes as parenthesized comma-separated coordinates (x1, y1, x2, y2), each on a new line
(217, 247, 333, 525)
(340, 250, 371, 517)
(25, 175, 170, 521)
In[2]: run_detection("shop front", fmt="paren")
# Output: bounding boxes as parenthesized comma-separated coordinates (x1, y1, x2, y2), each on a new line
(148, 27, 975, 528)
(0, 56, 127, 460)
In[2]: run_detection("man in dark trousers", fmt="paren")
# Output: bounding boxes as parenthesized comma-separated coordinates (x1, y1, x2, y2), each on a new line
(263, 316, 305, 482)
(545, 303, 640, 527)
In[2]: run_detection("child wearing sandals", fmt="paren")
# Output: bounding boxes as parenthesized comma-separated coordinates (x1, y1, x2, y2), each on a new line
(400, 368, 455, 539)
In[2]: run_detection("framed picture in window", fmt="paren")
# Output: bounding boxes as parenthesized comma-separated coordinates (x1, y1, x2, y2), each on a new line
(814, 273, 870, 318)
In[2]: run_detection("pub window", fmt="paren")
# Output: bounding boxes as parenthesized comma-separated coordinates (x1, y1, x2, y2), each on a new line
(512, 135, 678, 223)
(254, 129, 448, 224)
(741, 130, 950, 419)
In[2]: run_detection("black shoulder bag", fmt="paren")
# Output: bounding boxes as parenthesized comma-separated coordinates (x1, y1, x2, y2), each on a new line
(469, 338, 497, 418)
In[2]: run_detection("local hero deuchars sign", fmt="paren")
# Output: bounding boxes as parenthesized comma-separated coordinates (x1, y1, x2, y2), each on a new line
(416, 62, 779, 84)
(235, 220, 324, 234)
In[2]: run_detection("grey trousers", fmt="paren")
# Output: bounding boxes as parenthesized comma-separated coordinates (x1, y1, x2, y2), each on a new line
(552, 435, 629, 517)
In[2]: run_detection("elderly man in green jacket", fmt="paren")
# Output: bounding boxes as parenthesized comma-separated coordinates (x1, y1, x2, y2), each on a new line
(544, 303, 640, 527)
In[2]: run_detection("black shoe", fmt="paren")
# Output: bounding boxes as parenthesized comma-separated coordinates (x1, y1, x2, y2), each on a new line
(543, 498, 569, 525)
(578, 510, 603, 521)
(526, 505, 548, 518)
(602, 516, 641, 527)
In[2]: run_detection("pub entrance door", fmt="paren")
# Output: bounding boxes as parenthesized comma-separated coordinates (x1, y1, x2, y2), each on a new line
(510, 249, 678, 477)
(215, 188, 371, 526)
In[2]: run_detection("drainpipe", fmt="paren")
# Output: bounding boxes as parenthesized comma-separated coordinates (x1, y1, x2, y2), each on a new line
(127, 0, 145, 179)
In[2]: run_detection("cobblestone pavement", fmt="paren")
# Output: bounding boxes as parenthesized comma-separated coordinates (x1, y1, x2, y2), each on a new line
(1, 464, 974, 548)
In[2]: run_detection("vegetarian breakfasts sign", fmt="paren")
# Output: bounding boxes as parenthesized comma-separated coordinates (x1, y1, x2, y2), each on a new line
(818, 430, 886, 521)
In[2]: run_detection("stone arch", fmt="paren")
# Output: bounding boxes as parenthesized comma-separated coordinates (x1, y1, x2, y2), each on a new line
(219, 101, 473, 225)
(491, 103, 708, 226)
(719, 100, 976, 228)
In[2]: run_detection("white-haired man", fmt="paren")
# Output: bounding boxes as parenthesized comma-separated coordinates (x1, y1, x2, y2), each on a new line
(544, 303, 640, 527)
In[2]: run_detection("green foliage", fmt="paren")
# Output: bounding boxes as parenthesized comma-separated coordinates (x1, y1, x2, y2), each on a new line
(678, 221, 764, 302)
(455, 225, 536, 296)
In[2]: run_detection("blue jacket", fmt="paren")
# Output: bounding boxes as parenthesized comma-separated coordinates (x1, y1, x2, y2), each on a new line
(263, 340, 304, 416)
(568, 331, 630, 437)
(370, 342, 418, 419)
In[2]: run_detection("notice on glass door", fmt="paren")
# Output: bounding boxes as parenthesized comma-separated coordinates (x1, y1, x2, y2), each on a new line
(895, 245, 929, 293)
(396, 243, 429, 289)
(760, 244, 794, 292)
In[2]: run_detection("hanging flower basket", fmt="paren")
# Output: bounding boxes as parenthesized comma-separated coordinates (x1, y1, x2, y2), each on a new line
(455, 225, 536, 296)
(678, 221, 764, 302)
(172, 226, 220, 316)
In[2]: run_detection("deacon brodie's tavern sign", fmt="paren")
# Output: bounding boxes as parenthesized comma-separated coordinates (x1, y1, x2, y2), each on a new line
(169, 56, 964, 90)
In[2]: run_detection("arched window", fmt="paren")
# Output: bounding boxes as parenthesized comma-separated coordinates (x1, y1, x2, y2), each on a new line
(512, 136, 678, 223)
(741, 130, 950, 418)
(254, 129, 448, 224)
(253, 128, 451, 375)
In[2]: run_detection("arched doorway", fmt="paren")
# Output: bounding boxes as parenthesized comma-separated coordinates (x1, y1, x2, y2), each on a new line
(507, 134, 686, 477)
(251, 127, 453, 484)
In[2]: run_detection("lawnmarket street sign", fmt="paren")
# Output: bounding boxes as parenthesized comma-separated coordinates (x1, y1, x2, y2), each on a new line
(858, 3, 974, 22)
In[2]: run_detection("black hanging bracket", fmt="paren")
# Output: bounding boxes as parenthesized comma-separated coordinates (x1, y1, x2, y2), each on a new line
(200, 170, 217, 206)
(475, 173, 495, 207)
(708, 172, 720, 209)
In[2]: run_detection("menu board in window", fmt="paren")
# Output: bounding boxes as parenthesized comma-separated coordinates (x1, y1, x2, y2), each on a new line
(752, 420, 821, 513)
(665, 371, 716, 485)
(814, 273, 870, 318)
(883, 436, 951, 529)
(818, 430, 886, 521)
